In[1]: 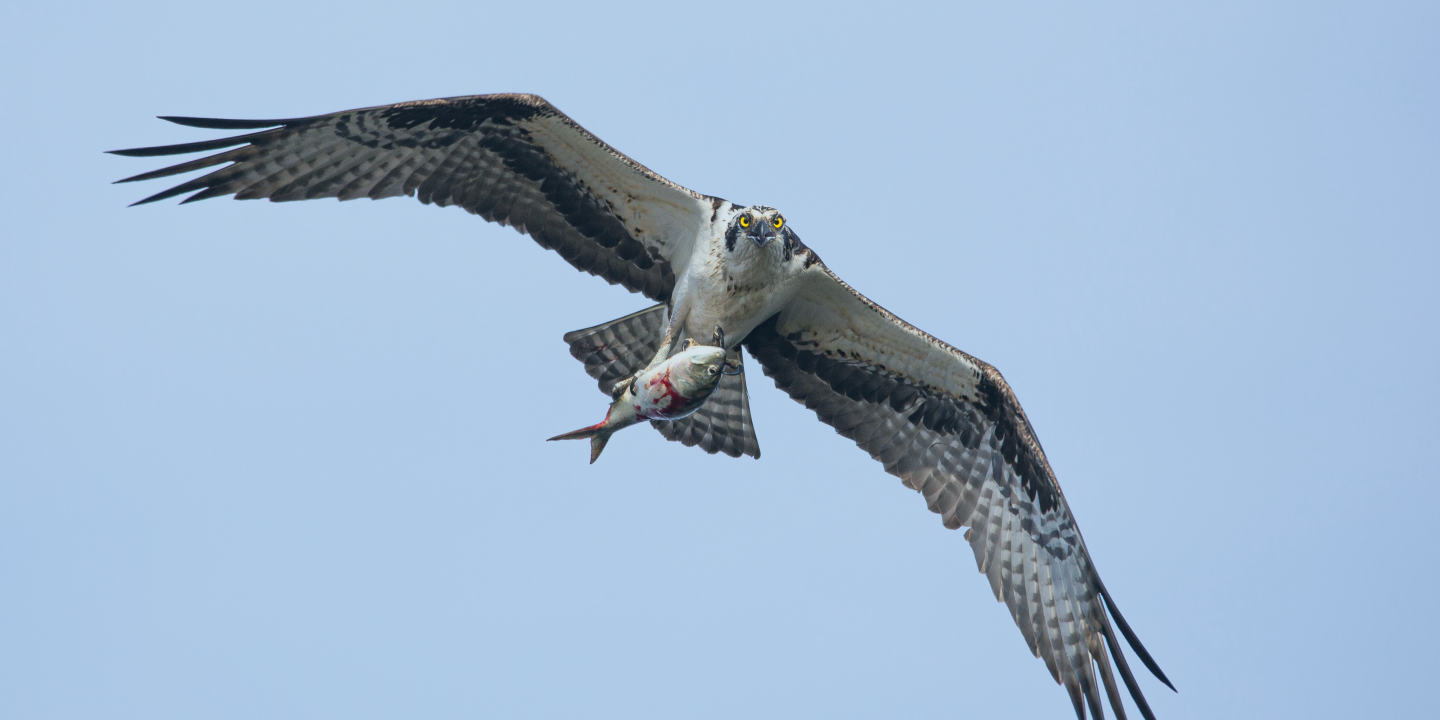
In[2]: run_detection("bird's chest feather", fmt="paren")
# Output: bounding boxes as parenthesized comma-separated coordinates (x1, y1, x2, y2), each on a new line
(682, 236, 799, 340)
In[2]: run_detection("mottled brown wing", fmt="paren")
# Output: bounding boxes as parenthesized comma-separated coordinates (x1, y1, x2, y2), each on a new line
(743, 264, 1173, 720)
(111, 94, 717, 302)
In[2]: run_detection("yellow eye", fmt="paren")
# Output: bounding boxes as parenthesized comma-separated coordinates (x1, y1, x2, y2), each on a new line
(739, 214, 750, 228)
(772, 216, 784, 229)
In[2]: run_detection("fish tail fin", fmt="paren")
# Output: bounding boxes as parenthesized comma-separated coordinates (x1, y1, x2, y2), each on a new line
(588, 433, 612, 464)
(546, 422, 615, 464)
(547, 421, 604, 443)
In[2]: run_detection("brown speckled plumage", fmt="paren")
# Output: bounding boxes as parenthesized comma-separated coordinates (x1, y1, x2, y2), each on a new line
(111, 95, 703, 302)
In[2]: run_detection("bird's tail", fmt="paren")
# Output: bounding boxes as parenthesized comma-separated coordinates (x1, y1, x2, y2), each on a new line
(562, 303, 670, 395)
(546, 422, 614, 464)
(563, 304, 761, 459)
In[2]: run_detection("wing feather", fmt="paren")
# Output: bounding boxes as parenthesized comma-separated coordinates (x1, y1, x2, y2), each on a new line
(334, 152, 404, 201)
(112, 94, 711, 302)
(744, 263, 1172, 719)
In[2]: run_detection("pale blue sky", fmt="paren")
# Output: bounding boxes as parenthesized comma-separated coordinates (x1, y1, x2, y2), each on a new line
(2, 2, 1437, 718)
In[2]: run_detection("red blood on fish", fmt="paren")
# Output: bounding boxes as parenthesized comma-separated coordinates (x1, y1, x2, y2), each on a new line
(548, 344, 728, 463)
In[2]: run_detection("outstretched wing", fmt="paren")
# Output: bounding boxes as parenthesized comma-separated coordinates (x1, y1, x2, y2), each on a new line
(111, 94, 718, 302)
(743, 264, 1174, 720)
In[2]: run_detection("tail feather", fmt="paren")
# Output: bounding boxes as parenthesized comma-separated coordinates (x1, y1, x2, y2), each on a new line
(652, 351, 760, 458)
(562, 305, 760, 460)
(547, 422, 615, 464)
(563, 303, 669, 394)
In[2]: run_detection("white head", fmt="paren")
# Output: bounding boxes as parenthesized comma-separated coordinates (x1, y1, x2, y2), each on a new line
(723, 205, 819, 266)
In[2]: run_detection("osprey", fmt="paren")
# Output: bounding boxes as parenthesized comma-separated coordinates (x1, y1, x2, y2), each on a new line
(113, 94, 1174, 719)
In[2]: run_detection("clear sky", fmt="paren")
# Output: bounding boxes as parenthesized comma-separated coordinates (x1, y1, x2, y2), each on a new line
(2, 2, 1436, 718)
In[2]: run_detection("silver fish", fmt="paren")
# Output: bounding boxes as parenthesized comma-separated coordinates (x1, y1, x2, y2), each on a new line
(548, 342, 730, 463)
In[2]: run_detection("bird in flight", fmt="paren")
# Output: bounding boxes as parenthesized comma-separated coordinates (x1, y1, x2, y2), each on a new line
(113, 93, 1174, 719)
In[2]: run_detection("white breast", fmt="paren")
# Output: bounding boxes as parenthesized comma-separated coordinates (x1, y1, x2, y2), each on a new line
(674, 221, 805, 346)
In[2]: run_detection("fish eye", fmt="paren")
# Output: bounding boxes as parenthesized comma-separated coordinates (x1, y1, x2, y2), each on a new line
(772, 215, 784, 229)
(707, 365, 720, 376)
(739, 214, 751, 228)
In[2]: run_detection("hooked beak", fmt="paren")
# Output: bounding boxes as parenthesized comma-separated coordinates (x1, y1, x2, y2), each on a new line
(748, 223, 776, 247)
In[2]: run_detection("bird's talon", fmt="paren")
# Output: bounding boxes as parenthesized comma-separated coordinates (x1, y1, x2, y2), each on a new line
(610, 378, 630, 400)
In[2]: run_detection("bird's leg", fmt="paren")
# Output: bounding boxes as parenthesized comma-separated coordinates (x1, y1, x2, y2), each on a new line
(643, 323, 680, 370)
(612, 301, 690, 398)
(641, 300, 690, 370)
(723, 350, 743, 376)
(692, 325, 741, 375)
(609, 377, 634, 400)
(708, 325, 742, 375)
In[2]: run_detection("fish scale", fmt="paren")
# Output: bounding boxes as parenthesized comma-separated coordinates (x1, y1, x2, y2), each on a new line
(547, 344, 728, 463)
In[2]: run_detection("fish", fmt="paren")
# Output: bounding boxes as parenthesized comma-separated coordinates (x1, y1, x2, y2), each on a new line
(548, 341, 731, 463)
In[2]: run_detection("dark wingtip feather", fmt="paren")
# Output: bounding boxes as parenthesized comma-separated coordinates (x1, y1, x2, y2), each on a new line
(1097, 580, 1176, 693)
(107, 133, 263, 158)
(1101, 622, 1157, 720)
(128, 183, 200, 207)
(113, 146, 246, 185)
(178, 186, 232, 204)
(159, 115, 292, 130)
(128, 193, 170, 207)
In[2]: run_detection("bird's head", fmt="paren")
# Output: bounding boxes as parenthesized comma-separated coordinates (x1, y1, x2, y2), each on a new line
(728, 205, 788, 249)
